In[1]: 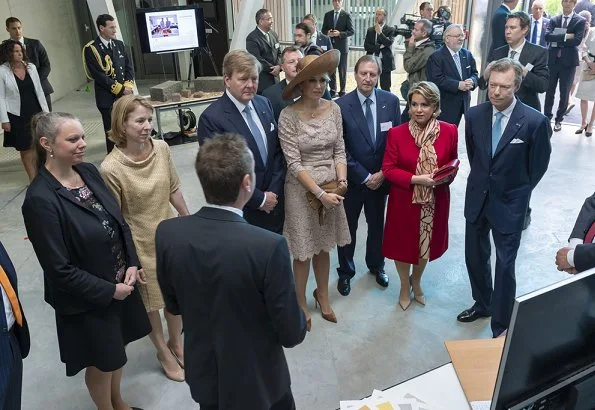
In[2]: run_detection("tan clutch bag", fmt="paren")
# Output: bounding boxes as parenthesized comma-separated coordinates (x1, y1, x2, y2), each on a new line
(306, 181, 347, 225)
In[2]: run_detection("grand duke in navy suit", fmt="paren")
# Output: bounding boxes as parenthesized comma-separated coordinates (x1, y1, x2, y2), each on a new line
(196, 50, 286, 234)
(0, 241, 29, 410)
(544, 0, 587, 130)
(426, 24, 479, 126)
(335, 55, 401, 296)
(458, 59, 551, 337)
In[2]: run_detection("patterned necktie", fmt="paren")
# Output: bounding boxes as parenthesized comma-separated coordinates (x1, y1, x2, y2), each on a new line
(557, 17, 570, 58)
(531, 20, 538, 44)
(334, 12, 339, 28)
(365, 98, 375, 144)
(243, 105, 268, 164)
(492, 112, 504, 157)
(509, 50, 517, 60)
(0, 265, 23, 327)
(563, 16, 569, 28)
(453, 52, 463, 79)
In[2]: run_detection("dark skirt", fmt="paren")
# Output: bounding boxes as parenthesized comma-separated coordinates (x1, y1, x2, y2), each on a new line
(3, 71, 43, 151)
(55, 289, 151, 377)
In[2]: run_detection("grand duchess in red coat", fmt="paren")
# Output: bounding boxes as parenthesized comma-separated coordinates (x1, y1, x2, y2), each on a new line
(381, 81, 458, 311)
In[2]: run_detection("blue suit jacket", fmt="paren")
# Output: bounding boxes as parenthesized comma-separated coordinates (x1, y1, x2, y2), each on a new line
(490, 4, 510, 52)
(196, 93, 286, 210)
(526, 17, 550, 47)
(426, 46, 478, 125)
(315, 32, 333, 51)
(545, 13, 587, 67)
(464, 100, 552, 233)
(0, 241, 30, 405)
(336, 89, 401, 190)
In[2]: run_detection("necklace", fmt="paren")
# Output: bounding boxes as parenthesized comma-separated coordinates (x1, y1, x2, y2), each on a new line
(61, 173, 84, 189)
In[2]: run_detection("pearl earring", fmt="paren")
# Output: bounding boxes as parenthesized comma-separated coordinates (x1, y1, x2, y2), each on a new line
(49, 150, 54, 158)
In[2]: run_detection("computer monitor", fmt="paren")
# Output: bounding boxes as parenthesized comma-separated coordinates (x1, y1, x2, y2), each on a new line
(491, 268, 595, 410)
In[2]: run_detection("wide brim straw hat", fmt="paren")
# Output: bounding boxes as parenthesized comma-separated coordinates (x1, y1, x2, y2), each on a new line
(281, 49, 340, 101)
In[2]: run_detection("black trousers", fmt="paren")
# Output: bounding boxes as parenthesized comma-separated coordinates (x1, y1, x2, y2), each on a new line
(99, 106, 114, 153)
(0, 330, 23, 410)
(379, 71, 392, 92)
(200, 391, 296, 410)
(45, 93, 52, 112)
(465, 212, 522, 337)
(544, 63, 576, 123)
(244, 195, 285, 235)
(329, 50, 348, 94)
(337, 186, 386, 280)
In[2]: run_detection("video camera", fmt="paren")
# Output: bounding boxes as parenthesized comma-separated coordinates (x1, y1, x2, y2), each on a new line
(394, 6, 453, 46)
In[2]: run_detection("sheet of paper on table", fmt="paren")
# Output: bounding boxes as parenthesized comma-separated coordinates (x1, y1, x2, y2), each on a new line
(339, 390, 442, 410)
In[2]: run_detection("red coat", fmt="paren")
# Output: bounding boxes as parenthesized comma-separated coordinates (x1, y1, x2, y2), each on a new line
(381, 121, 459, 264)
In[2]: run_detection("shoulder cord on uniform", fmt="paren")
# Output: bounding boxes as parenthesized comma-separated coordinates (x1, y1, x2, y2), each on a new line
(82, 40, 115, 81)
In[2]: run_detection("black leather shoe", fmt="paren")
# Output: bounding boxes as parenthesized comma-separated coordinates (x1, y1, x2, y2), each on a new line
(370, 270, 389, 287)
(554, 122, 562, 132)
(457, 306, 491, 323)
(337, 277, 351, 296)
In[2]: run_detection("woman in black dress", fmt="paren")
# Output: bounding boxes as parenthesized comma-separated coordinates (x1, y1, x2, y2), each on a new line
(0, 39, 48, 181)
(22, 112, 151, 410)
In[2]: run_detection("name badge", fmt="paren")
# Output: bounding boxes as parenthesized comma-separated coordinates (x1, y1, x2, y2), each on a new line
(380, 121, 392, 132)
(270, 123, 275, 131)
(321, 45, 328, 51)
(275, 43, 280, 49)
(525, 63, 534, 72)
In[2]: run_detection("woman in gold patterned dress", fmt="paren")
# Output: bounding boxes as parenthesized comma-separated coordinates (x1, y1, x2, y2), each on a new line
(100, 95, 189, 382)
(278, 50, 351, 331)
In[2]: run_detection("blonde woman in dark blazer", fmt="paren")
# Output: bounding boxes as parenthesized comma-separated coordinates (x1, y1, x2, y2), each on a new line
(0, 39, 48, 181)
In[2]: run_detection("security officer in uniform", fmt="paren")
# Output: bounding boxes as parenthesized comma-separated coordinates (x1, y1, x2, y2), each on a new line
(83, 14, 134, 153)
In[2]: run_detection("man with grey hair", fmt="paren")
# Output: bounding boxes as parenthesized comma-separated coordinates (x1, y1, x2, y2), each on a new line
(528, 0, 550, 46)
(426, 24, 479, 126)
(459, 58, 551, 338)
(402, 18, 436, 121)
(491, 0, 520, 52)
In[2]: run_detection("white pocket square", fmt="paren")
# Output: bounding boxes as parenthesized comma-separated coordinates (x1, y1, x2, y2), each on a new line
(510, 138, 524, 144)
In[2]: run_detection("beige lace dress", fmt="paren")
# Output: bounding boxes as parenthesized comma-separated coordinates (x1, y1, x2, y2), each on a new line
(278, 101, 351, 261)
(100, 139, 180, 312)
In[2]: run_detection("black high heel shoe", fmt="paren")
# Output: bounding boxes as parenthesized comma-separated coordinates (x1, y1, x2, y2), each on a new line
(586, 126, 593, 137)
(575, 125, 586, 134)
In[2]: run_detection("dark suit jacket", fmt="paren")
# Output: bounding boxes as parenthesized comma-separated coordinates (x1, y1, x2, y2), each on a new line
(364, 25, 396, 72)
(464, 100, 552, 233)
(570, 193, 595, 272)
(479, 42, 549, 111)
(314, 31, 333, 51)
(83, 37, 134, 109)
(156, 207, 306, 409)
(262, 79, 332, 122)
(491, 4, 510, 51)
(574, 0, 595, 23)
(526, 17, 550, 47)
(23, 37, 53, 94)
(22, 163, 139, 315)
(545, 13, 587, 67)
(0, 240, 30, 406)
(426, 46, 479, 125)
(321, 9, 354, 53)
(246, 28, 282, 92)
(336, 89, 401, 191)
(196, 92, 286, 210)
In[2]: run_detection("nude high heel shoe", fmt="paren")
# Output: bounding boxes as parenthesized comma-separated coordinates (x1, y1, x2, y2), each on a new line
(313, 289, 337, 323)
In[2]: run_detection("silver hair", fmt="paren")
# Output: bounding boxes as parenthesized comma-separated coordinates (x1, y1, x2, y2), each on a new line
(443, 24, 465, 40)
(487, 58, 524, 89)
(417, 19, 433, 36)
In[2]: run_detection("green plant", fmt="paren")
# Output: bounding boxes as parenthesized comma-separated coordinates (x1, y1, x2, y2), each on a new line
(544, 0, 562, 17)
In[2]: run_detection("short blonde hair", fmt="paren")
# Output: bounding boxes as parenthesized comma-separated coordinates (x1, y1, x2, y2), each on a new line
(408, 81, 441, 117)
(222, 50, 262, 78)
(109, 95, 154, 147)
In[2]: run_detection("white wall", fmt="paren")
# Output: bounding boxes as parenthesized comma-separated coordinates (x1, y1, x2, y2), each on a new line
(0, 0, 89, 101)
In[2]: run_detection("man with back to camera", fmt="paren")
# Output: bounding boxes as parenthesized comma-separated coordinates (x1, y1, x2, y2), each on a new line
(364, 8, 396, 92)
(5, 17, 53, 111)
(303, 14, 333, 52)
(156, 133, 306, 410)
(83, 14, 134, 153)
(322, 0, 354, 97)
(527, 0, 550, 46)
(196, 50, 286, 234)
(335, 55, 401, 296)
(246, 9, 282, 94)
(294, 22, 323, 56)
(544, 0, 587, 132)
(491, 0, 520, 52)
(458, 58, 551, 338)
(426, 24, 479, 126)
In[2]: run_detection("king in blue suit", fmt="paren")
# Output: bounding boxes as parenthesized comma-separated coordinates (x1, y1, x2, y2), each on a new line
(458, 59, 551, 337)
(196, 50, 286, 234)
(0, 240, 29, 410)
(335, 55, 401, 296)
(426, 24, 478, 126)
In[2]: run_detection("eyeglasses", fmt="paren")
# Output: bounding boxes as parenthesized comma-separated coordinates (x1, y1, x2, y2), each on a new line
(447, 34, 465, 39)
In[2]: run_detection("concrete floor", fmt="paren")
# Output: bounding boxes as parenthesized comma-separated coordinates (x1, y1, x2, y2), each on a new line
(1, 84, 594, 410)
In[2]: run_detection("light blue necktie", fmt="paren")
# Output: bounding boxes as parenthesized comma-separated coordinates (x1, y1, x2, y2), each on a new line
(453, 52, 463, 79)
(365, 98, 375, 145)
(492, 112, 504, 157)
(243, 105, 268, 164)
(333, 12, 339, 28)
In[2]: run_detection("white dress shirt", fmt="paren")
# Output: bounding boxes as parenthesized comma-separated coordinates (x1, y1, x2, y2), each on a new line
(225, 89, 269, 208)
(99, 35, 113, 49)
(1, 284, 15, 331)
(492, 98, 517, 136)
(530, 17, 544, 44)
(204, 204, 244, 217)
(357, 89, 377, 184)
(567, 236, 594, 267)
(508, 40, 526, 61)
